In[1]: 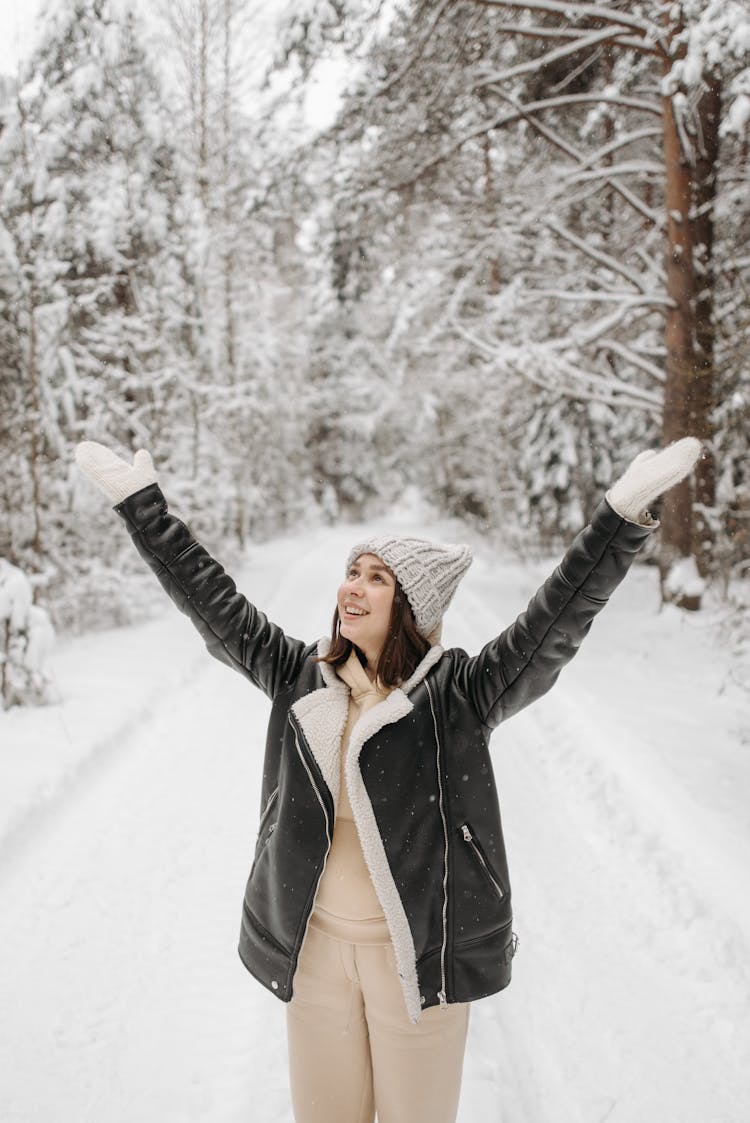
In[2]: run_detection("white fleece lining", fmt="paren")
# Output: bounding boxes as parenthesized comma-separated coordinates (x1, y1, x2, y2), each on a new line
(344, 688, 423, 1021)
(292, 639, 445, 1022)
(290, 684, 349, 815)
(289, 642, 347, 810)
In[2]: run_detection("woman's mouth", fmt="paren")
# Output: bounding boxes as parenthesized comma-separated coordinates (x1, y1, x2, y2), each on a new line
(342, 604, 368, 617)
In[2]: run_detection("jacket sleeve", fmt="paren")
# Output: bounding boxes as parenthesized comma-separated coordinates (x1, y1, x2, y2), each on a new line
(115, 483, 308, 700)
(455, 498, 655, 729)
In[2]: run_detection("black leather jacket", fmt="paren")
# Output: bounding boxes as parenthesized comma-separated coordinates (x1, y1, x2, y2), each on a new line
(116, 485, 653, 1021)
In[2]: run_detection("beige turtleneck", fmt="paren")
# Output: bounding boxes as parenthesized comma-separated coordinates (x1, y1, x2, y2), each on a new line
(311, 650, 390, 923)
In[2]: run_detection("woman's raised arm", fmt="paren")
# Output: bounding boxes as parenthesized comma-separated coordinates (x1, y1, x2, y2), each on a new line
(76, 441, 309, 699)
(454, 437, 702, 729)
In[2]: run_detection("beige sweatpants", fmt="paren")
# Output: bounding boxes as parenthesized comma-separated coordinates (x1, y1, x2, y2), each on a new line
(286, 914, 470, 1123)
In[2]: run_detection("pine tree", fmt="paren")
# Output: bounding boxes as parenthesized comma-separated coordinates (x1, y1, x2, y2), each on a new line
(0, 0, 199, 628)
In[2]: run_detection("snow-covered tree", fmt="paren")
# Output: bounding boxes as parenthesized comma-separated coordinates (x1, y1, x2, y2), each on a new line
(0, 0, 200, 627)
(273, 0, 750, 602)
(0, 558, 55, 709)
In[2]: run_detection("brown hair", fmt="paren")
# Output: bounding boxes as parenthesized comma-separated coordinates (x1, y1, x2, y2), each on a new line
(318, 580, 430, 688)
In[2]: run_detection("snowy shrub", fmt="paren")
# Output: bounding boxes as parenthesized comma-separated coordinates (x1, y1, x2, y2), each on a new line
(0, 559, 56, 710)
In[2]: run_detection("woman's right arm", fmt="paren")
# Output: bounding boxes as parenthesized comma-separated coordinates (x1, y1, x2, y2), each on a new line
(76, 442, 308, 699)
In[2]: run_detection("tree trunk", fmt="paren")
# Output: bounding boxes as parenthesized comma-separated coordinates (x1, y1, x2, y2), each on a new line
(19, 101, 43, 566)
(659, 28, 699, 606)
(689, 74, 721, 577)
(482, 132, 501, 293)
(222, 0, 236, 381)
(198, 0, 209, 208)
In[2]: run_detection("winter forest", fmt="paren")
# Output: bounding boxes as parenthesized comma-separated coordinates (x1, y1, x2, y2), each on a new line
(2, 1, 750, 1121)
(0, 0, 748, 708)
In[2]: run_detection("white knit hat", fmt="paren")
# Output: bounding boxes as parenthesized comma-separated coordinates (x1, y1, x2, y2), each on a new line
(346, 535, 473, 638)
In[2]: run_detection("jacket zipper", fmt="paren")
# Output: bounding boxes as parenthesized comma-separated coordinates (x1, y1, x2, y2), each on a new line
(426, 680, 449, 1008)
(289, 716, 334, 965)
(460, 824, 505, 901)
(257, 786, 279, 838)
(291, 725, 332, 851)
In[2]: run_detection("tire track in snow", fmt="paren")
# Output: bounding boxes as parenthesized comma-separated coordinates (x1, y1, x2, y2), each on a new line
(3, 518, 748, 1122)
(0, 531, 334, 1123)
(0, 647, 207, 877)
(0, 655, 292, 1122)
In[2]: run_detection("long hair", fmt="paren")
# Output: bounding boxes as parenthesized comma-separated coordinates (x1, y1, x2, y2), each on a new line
(318, 580, 430, 688)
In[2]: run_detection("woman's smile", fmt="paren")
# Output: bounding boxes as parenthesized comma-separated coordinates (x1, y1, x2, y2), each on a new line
(342, 602, 369, 617)
(337, 554, 395, 668)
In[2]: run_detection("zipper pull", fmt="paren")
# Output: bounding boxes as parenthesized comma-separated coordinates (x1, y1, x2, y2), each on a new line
(461, 824, 472, 842)
(437, 989, 447, 1008)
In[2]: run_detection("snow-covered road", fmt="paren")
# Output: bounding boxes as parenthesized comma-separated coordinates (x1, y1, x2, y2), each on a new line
(1, 512, 748, 1122)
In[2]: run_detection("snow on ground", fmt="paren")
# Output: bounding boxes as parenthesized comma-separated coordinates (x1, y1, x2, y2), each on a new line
(1, 508, 748, 1123)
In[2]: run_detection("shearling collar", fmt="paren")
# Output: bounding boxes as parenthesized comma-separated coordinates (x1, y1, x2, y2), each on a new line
(289, 638, 443, 811)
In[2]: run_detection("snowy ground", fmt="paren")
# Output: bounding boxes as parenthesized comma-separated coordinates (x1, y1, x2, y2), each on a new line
(1, 508, 749, 1123)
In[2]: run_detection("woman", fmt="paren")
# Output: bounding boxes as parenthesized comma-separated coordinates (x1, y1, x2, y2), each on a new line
(76, 436, 701, 1123)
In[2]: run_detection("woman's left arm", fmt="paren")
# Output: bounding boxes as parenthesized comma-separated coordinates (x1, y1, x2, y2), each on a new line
(455, 438, 702, 729)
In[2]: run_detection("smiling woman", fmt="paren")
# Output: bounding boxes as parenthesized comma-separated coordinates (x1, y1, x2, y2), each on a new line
(324, 542, 471, 690)
(338, 555, 397, 667)
(74, 435, 701, 1123)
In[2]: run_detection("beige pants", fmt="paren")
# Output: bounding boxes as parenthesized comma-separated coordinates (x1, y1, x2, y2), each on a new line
(286, 915, 470, 1123)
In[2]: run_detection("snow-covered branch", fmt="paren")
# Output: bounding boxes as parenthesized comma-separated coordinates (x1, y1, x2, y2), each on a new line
(524, 289, 671, 309)
(386, 91, 661, 197)
(483, 20, 652, 55)
(572, 127, 663, 171)
(474, 26, 651, 88)
(598, 338, 666, 384)
(543, 220, 650, 293)
(494, 91, 663, 117)
(449, 322, 662, 412)
(372, 0, 455, 99)
(489, 95, 663, 229)
(465, 0, 663, 45)
(562, 160, 663, 183)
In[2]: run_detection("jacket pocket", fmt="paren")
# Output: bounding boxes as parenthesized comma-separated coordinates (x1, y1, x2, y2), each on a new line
(459, 823, 506, 902)
(257, 786, 279, 841)
(250, 787, 279, 874)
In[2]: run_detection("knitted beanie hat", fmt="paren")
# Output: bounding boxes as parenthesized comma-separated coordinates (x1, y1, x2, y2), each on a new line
(346, 535, 473, 639)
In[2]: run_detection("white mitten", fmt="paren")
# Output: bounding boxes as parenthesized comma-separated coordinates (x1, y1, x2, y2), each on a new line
(75, 441, 158, 504)
(606, 437, 702, 524)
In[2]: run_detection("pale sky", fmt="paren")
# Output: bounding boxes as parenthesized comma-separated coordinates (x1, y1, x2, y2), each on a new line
(0, 0, 44, 76)
(0, 0, 345, 131)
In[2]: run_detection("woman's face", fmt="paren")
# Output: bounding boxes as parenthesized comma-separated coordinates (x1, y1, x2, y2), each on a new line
(337, 553, 396, 664)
